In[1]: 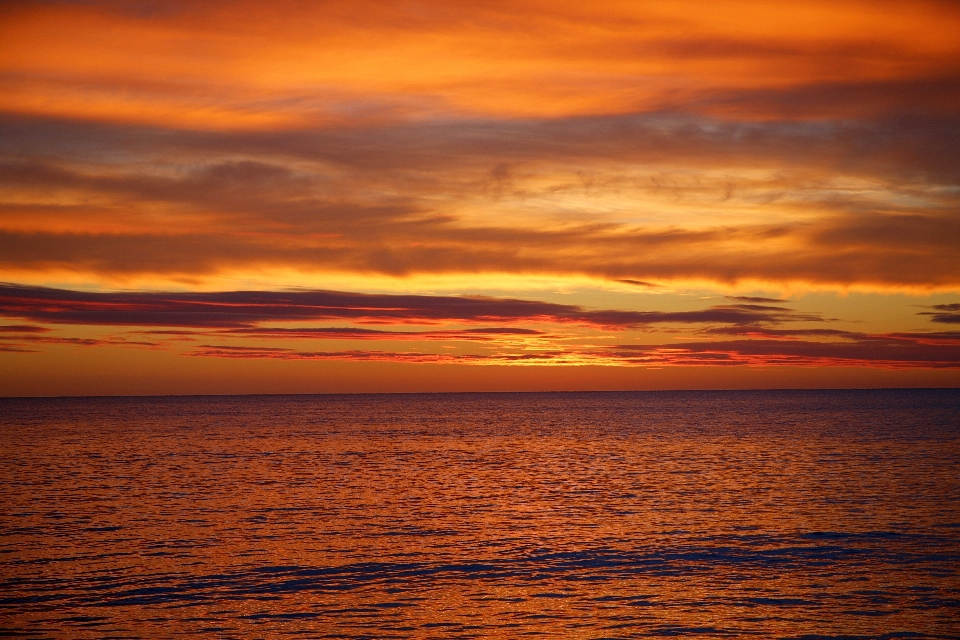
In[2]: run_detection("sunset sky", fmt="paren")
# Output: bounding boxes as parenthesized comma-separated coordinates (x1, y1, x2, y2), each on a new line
(2, 0, 959, 394)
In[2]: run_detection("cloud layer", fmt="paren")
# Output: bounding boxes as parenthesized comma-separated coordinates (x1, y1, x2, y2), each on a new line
(2, 1, 960, 390)
(2, 284, 958, 370)
(1, 112, 958, 289)
(0, 1, 958, 291)
(0, 284, 824, 329)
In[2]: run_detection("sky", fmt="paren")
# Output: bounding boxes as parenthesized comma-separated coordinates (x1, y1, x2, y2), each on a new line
(1, 0, 959, 395)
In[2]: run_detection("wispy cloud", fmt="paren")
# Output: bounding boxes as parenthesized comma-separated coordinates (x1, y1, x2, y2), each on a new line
(183, 334, 960, 370)
(2, 110, 958, 289)
(918, 303, 960, 324)
(2, 284, 959, 370)
(0, 284, 822, 329)
(600, 334, 960, 369)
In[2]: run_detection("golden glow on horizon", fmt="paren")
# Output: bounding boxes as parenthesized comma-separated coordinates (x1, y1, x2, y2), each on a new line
(7, 265, 960, 301)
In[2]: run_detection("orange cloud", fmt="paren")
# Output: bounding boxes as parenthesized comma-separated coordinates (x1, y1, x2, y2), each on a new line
(2, 108, 959, 290)
(2, 0, 958, 126)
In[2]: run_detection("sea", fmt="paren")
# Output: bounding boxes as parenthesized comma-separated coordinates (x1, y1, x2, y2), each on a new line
(1, 390, 958, 638)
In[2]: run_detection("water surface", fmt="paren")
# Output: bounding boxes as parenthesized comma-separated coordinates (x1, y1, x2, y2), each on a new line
(2, 390, 959, 637)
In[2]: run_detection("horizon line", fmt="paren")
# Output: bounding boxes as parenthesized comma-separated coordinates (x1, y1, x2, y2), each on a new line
(3, 387, 959, 400)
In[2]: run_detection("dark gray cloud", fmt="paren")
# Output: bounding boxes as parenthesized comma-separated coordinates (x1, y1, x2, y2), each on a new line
(0, 324, 49, 333)
(4, 109, 960, 182)
(726, 296, 787, 304)
(223, 326, 547, 341)
(919, 303, 960, 324)
(0, 283, 822, 329)
(604, 333, 960, 368)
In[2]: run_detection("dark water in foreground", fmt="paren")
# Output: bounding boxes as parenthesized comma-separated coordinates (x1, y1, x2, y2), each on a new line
(1, 390, 959, 638)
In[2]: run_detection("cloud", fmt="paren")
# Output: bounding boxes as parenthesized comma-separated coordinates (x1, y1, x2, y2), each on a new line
(2, 107, 959, 289)
(2, 284, 957, 370)
(615, 279, 660, 288)
(2, 212, 957, 288)
(189, 345, 467, 363)
(6, 110, 960, 182)
(919, 302, 960, 324)
(4, 0, 959, 127)
(0, 332, 159, 351)
(222, 326, 548, 342)
(602, 333, 960, 369)
(726, 296, 788, 304)
(181, 332, 960, 369)
(0, 284, 822, 330)
(0, 323, 49, 333)
(694, 75, 960, 121)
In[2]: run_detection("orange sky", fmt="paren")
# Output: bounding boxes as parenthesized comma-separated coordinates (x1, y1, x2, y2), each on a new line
(2, 0, 959, 394)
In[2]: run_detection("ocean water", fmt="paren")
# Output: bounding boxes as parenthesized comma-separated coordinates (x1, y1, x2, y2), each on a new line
(1, 390, 959, 638)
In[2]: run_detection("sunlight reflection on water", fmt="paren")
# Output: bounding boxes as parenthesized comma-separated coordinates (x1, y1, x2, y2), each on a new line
(2, 390, 959, 637)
